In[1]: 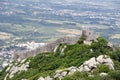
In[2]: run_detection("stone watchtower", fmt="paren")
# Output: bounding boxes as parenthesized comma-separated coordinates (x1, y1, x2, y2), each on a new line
(81, 28, 99, 45)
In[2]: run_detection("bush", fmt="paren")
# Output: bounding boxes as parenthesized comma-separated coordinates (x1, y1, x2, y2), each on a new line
(77, 35, 86, 44)
(109, 71, 120, 80)
(109, 48, 120, 62)
(113, 60, 120, 70)
(0, 66, 8, 80)
(93, 64, 110, 74)
(91, 37, 109, 54)
(62, 71, 88, 80)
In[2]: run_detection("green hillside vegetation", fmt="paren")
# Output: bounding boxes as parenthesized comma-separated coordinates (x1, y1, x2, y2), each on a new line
(0, 37, 120, 80)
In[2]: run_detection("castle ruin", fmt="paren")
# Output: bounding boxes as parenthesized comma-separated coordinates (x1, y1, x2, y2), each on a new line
(14, 29, 99, 59)
(82, 29, 99, 45)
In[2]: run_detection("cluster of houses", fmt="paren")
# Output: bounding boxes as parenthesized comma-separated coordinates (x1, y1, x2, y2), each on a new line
(0, 50, 14, 69)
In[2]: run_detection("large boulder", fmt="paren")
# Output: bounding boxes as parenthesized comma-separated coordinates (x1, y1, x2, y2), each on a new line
(83, 57, 99, 70)
(78, 65, 84, 72)
(38, 77, 45, 80)
(44, 76, 53, 80)
(54, 70, 63, 78)
(78, 57, 99, 72)
(99, 73, 108, 76)
(96, 55, 114, 70)
(54, 70, 68, 79)
(68, 66, 77, 75)
(61, 71, 68, 77)
(83, 65, 91, 72)
(78, 55, 114, 72)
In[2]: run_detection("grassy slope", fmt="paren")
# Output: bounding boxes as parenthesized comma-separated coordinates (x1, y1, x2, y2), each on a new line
(0, 37, 120, 80)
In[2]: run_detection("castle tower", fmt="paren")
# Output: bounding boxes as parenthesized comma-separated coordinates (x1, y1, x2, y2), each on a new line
(81, 26, 99, 43)
(82, 30, 94, 40)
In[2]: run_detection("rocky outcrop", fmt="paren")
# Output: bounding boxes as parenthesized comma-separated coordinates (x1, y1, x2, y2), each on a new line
(4, 59, 30, 80)
(53, 55, 114, 79)
(67, 66, 77, 75)
(4, 55, 114, 80)
(54, 70, 68, 79)
(38, 76, 53, 80)
(54, 45, 59, 53)
(53, 44, 67, 55)
(60, 45, 67, 56)
(99, 72, 108, 76)
(96, 55, 114, 70)
(78, 57, 99, 72)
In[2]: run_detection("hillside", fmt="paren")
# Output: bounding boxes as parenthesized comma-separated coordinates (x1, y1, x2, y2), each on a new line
(0, 34, 120, 80)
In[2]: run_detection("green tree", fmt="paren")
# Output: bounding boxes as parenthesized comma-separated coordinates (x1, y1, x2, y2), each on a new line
(91, 37, 108, 54)
(78, 35, 87, 44)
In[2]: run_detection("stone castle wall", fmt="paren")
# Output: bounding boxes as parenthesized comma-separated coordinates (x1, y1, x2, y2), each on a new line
(14, 30, 99, 59)
(14, 36, 80, 59)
